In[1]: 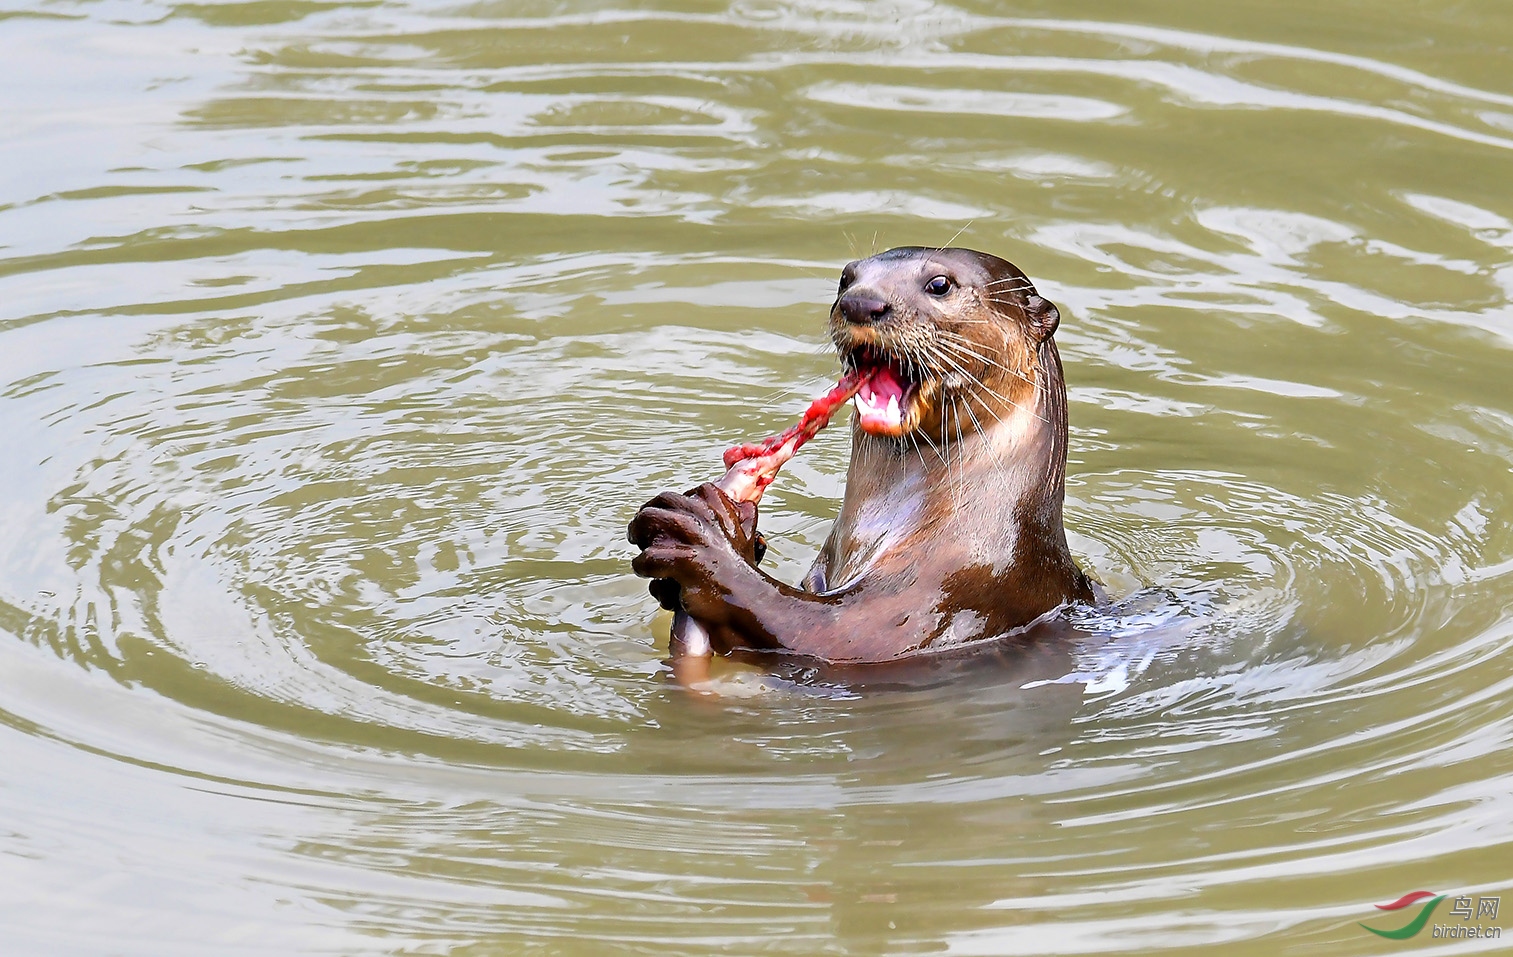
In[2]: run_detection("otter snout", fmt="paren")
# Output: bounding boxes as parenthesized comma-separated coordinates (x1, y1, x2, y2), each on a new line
(837, 294, 891, 326)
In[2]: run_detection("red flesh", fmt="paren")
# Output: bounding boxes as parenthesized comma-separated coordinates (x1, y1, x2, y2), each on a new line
(714, 369, 864, 504)
(670, 368, 865, 664)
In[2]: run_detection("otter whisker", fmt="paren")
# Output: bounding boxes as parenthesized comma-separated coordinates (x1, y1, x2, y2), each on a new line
(761, 370, 846, 404)
(925, 340, 1049, 424)
(904, 341, 955, 469)
(951, 394, 971, 511)
(980, 279, 1040, 291)
(942, 393, 955, 504)
(933, 332, 1039, 391)
(934, 220, 976, 254)
(905, 427, 937, 470)
(939, 348, 1038, 397)
(944, 393, 968, 512)
(892, 338, 949, 467)
(980, 276, 1035, 291)
(958, 395, 1018, 488)
(945, 377, 1015, 432)
(926, 344, 1043, 424)
(935, 324, 1031, 360)
(939, 391, 950, 493)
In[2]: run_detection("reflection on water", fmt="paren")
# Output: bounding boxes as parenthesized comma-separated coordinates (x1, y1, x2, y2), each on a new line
(3, 1, 1512, 954)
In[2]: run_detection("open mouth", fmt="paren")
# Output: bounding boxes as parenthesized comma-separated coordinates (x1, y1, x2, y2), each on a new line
(845, 347, 920, 435)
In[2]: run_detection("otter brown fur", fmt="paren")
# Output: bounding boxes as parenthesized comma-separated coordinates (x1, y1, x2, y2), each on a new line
(628, 246, 1096, 663)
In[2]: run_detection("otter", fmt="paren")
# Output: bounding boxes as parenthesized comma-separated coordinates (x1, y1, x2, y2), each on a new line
(627, 246, 1096, 663)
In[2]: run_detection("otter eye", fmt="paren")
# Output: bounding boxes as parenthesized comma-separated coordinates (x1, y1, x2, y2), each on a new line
(925, 275, 952, 297)
(838, 264, 857, 296)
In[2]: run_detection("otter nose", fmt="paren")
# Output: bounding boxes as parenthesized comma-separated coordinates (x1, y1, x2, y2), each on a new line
(838, 294, 891, 326)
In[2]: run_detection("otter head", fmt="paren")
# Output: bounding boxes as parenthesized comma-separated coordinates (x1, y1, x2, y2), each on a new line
(829, 246, 1062, 443)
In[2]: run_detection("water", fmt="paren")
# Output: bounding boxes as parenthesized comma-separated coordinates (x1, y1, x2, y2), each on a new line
(3, 1, 1512, 953)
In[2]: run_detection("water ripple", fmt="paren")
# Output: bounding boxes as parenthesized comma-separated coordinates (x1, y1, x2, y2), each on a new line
(3, 1, 1513, 954)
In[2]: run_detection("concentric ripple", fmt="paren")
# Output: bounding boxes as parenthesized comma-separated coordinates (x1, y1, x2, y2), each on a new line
(3, 1, 1512, 955)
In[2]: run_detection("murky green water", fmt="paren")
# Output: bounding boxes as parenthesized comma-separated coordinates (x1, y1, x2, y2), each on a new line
(4, 1, 1512, 953)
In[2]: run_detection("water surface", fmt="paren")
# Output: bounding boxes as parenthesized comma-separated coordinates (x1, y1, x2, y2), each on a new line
(3, 1, 1512, 954)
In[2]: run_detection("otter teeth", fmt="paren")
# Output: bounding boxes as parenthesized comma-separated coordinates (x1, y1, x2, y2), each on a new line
(855, 369, 908, 430)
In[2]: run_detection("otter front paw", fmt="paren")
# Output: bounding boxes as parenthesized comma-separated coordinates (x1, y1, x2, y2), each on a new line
(627, 483, 761, 619)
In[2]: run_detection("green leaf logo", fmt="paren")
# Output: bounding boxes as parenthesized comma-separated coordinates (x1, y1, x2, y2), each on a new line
(1361, 893, 1446, 940)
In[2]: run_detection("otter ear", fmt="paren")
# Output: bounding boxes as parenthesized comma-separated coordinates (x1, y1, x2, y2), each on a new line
(1026, 295, 1060, 341)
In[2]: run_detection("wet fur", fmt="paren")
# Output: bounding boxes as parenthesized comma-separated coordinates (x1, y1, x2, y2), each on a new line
(628, 247, 1095, 663)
